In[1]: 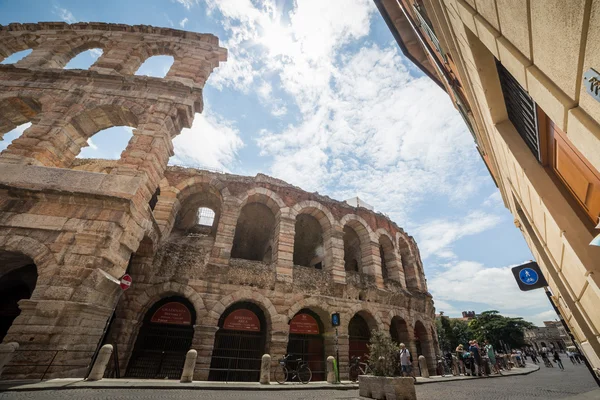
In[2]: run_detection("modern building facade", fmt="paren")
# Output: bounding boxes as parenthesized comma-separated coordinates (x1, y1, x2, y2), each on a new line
(0, 22, 437, 380)
(375, 0, 600, 375)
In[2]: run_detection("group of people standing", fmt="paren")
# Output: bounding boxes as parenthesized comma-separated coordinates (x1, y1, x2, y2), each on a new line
(454, 340, 501, 376)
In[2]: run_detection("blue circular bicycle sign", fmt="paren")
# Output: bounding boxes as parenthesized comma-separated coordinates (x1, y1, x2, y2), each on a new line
(519, 268, 539, 285)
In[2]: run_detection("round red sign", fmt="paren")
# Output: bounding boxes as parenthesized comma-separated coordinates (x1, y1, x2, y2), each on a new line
(119, 274, 132, 291)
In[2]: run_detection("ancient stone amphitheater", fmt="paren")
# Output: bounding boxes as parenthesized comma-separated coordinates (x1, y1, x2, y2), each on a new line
(0, 22, 437, 381)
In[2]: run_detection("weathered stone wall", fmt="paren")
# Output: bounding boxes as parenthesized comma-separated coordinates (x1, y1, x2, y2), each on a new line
(0, 22, 226, 379)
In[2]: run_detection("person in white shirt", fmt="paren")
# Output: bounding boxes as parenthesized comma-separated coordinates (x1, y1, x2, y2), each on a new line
(399, 343, 416, 382)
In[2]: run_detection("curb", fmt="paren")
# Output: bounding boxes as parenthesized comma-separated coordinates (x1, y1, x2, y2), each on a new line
(0, 365, 539, 392)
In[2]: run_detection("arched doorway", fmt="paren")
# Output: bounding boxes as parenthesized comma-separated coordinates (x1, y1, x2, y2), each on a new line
(0, 250, 37, 342)
(209, 302, 267, 382)
(126, 297, 196, 379)
(390, 316, 410, 346)
(286, 309, 325, 381)
(349, 314, 371, 361)
(414, 321, 434, 375)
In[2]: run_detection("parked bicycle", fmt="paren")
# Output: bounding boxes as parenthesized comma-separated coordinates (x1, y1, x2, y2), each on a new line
(349, 356, 371, 382)
(275, 354, 312, 384)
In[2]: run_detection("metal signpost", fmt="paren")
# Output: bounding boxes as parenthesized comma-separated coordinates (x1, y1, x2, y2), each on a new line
(511, 261, 600, 386)
(332, 312, 340, 383)
(86, 274, 132, 379)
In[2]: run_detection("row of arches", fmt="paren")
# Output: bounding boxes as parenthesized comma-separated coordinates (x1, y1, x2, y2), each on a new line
(166, 180, 422, 289)
(1, 48, 174, 78)
(122, 295, 436, 381)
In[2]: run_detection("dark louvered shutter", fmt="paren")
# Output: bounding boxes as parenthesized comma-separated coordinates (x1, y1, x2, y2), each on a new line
(496, 60, 540, 161)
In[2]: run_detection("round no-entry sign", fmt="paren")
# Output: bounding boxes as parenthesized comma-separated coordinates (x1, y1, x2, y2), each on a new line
(120, 274, 132, 291)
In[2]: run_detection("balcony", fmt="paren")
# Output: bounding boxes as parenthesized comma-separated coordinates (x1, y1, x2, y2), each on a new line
(412, 3, 447, 63)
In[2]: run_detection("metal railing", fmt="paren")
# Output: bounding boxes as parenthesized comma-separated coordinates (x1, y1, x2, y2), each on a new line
(4, 349, 94, 380)
(412, 3, 447, 63)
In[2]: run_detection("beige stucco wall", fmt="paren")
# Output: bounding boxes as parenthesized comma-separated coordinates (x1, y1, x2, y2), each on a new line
(428, 0, 600, 371)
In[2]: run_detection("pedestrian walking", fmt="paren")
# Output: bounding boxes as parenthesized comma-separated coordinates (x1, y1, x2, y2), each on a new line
(567, 351, 577, 365)
(553, 350, 564, 370)
(469, 340, 482, 376)
(455, 344, 466, 375)
(399, 343, 416, 382)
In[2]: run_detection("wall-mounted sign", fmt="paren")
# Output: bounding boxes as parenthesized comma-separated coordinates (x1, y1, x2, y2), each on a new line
(290, 313, 320, 335)
(511, 261, 548, 291)
(150, 302, 192, 325)
(583, 68, 600, 103)
(223, 309, 261, 332)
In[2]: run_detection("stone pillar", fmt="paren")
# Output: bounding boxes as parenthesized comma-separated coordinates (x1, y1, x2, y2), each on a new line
(268, 331, 289, 373)
(337, 333, 350, 378)
(418, 355, 429, 378)
(0, 342, 19, 377)
(367, 240, 385, 289)
(273, 215, 294, 283)
(210, 198, 238, 266)
(328, 226, 347, 284)
(180, 349, 198, 383)
(192, 325, 218, 381)
(326, 356, 336, 383)
(87, 344, 113, 381)
(260, 354, 271, 384)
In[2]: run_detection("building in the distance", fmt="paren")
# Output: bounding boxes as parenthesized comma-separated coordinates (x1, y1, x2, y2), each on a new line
(375, 0, 600, 375)
(525, 321, 575, 352)
(0, 22, 437, 380)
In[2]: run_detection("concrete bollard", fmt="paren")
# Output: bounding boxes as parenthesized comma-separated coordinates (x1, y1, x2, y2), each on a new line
(260, 354, 271, 384)
(0, 342, 19, 378)
(418, 355, 429, 378)
(180, 349, 198, 383)
(87, 344, 113, 381)
(326, 356, 336, 383)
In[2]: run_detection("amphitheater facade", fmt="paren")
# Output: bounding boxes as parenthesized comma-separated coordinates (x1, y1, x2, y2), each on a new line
(0, 22, 437, 381)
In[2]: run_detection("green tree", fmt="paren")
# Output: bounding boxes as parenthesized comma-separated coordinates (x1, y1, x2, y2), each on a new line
(436, 317, 472, 352)
(367, 329, 399, 376)
(468, 310, 534, 350)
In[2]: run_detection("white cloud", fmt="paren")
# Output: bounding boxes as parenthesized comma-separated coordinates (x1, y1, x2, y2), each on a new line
(173, 0, 197, 10)
(179, 17, 189, 28)
(415, 211, 503, 260)
(529, 310, 559, 327)
(87, 138, 98, 150)
(170, 108, 244, 172)
(483, 191, 503, 208)
(53, 6, 76, 23)
(428, 260, 550, 314)
(0, 122, 31, 152)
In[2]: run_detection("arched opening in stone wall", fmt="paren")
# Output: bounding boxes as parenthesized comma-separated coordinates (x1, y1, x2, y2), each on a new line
(414, 320, 434, 375)
(0, 250, 37, 342)
(348, 314, 371, 361)
(398, 236, 416, 288)
(293, 214, 324, 268)
(64, 48, 103, 69)
(390, 316, 410, 346)
(135, 55, 175, 78)
(174, 186, 222, 237)
(231, 203, 275, 262)
(343, 225, 362, 272)
(0, 122, 31, 153)
(125, 296, 196, 379)
(77, 126, 134, 161)
(0, 49, 32, 64)
(286, 309, 326, 381)
(379, 235, 395, 280)
(0, 96, 41, 144)
(209, 302, 267, 382)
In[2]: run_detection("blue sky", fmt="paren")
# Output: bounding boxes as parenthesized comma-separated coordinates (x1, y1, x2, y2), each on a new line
(0, 0, 557, 326)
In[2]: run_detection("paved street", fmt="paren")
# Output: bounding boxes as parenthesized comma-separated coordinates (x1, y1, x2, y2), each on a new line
(0, 361, 597, 399)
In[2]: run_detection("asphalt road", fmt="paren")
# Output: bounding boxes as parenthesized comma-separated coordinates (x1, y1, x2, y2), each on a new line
(0, 360, 597, 399)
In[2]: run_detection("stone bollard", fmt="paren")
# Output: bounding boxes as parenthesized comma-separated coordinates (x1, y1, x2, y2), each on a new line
(180, 349, 198, 383)
(0, 342, 19, 378)
(260, 354, 271, 384)
(87, 344, 113, 381)
(326, 356, 336, 383)
(418, 355, 429, 378)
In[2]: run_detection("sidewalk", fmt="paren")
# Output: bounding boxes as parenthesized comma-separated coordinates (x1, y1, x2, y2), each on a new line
(561, 389, 600, 399)
(0, 364, 539, 392)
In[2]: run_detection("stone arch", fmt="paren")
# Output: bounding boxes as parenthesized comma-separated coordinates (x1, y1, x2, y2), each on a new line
(346, 305, 384, 333)
(120, 41, 186, 76)
(286, 297, 333, 331)
(397, 232, 419, 290)
(377, 229, 399, 282)
(0, 33, 40, 64)
(340, 214, 376, 276)
(44, 35, 112, 69)
(414, 319, 436, 375)
(206, 289, 284, 332)
(0, 233, 59, 281)
(289, 201, 334, 269)
(0, 96, 43, 138)
(390, 315, 411, 346)
(230, 188, 285, 262)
